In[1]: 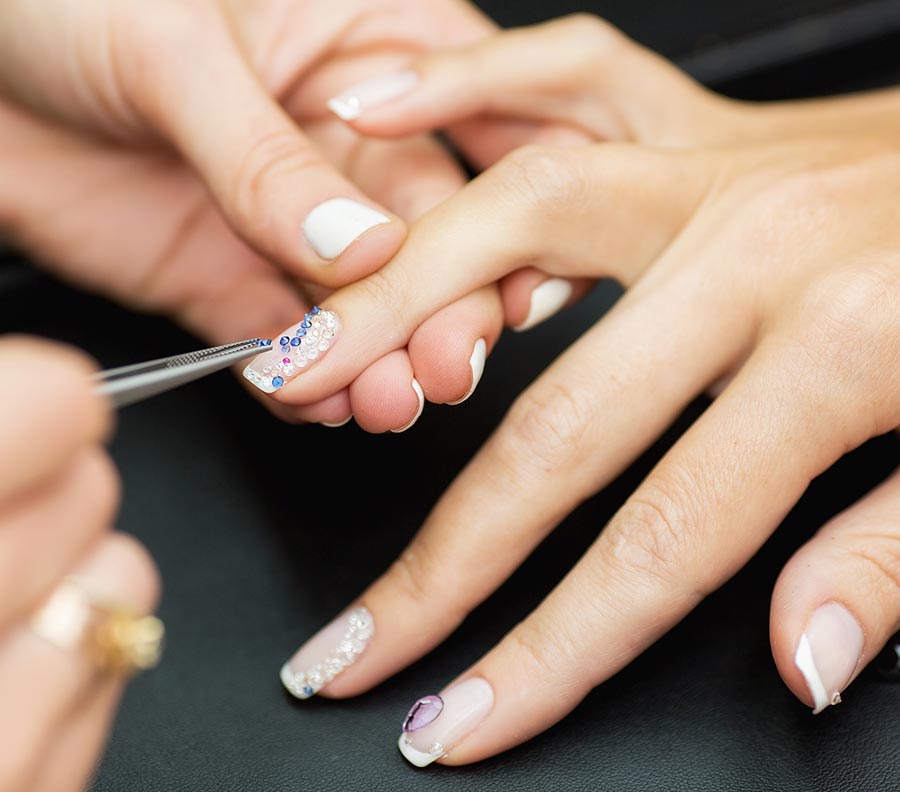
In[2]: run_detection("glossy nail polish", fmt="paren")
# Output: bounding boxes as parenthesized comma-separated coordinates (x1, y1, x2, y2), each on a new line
(447, 338, 486, 405)
(513, 278, 572, 332)
(281, 607, 374, 700)
(243, 307, 339, 394)
(397, 677, 494, 767)
(391, 378, 424, 433)
(304, 198, 390, 260)
(327, 71, 419, 121)
(794, 601, 863, 714)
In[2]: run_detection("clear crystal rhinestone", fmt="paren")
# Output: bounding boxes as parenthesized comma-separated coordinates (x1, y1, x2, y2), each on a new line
(307, 668, 324, 686)
(307, 348, 319, 360)
(350, 639, 365, 654)
(428, 742, 445, 757)
(263, 366, 272, 373)
(317, 341, 329, 352)
(348, 609, 371, 629)
(325, 316, 336, 328)
(337, 639, 355, 655)
(356, 626, 373, 641)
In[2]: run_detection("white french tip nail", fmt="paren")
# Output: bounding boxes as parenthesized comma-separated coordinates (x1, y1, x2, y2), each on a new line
(794, 602, 863, 715)
(447, 338, 486, 405)
(320, 416, 352, 428)
(326, 71, 419, 121)
(513, 278, 573, 332)
(397, 734, 439, 768)
(303, 198, 390, 261)
(392, 378, 424, 433)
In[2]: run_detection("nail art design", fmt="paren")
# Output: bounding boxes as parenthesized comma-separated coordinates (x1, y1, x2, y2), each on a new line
(281, 607, 374, 700)
(391, 378, 424, 433)
(513, 278, 573, 332)
(243, 306, 339, 393)
(326, 71, 419, 121)
(397, 678, 494, 768)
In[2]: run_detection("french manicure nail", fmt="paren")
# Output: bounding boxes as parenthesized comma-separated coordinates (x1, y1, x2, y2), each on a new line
(243, 306, 339, 394)
(447, 338, 486, 405)
(794, 601, 864, 714)
(304, 198, 390, 260)
(513, 278, 573, 332)
(397, 677, 494, 767)
(281, 606, 374, 700)
(391, 378, 424, 433)
(327, 71, 419, 121)
(320, 416, 352, 428)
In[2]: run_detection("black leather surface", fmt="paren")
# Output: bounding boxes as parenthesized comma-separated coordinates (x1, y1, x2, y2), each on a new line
(2, 1, 900, 790)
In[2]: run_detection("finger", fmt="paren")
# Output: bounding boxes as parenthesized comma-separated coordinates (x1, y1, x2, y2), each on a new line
(326, 15, 718, 147)
(772, 466, 900, 714)
(32, 679, 123, 792)
(407, 286, 501, 406)
(0, 533, 159, 789)
(0, 338, 109, 502)
(395, 333, 887, 766)
(120, 4, 405, 288)
(348, 350, 424, 434)
(277, 265, 751, 702)
(500, 268, 593, 332)
(241, 143, 713, 403)
(0, 449, 118, 630)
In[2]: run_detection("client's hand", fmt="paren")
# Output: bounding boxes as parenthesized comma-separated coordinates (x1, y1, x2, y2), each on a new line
(0, 338, 159, 791)
(266, 16, 900, 767)
(0, 0, 556, 430)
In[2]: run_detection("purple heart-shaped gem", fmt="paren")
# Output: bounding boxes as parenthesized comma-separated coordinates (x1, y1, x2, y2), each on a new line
(401, 694, 444, 733)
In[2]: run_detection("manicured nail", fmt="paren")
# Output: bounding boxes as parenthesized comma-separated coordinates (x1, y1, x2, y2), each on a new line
(304, 198, 390, 260)
(243, 306, 339, 394)
(397, 678, 494, 767)
(320, 416, 352, 428)
(513, 278, 573, 332)
(391, 378, 424, 433)
(280, 606, 374, 699)
(794, 601, 864, 714)
(447, 338, 486, 405)
(327, 71, 419, 121)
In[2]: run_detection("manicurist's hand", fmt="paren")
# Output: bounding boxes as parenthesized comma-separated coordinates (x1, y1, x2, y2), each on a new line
(0, 0, 566, 431)
(270, 16, 900, 767)
(0, 338, 160, 791)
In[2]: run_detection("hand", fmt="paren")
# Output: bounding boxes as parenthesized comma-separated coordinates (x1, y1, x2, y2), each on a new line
(270, 16, 900, 766)
(0, 0, 549, 430)
(0, 337, 159, 791)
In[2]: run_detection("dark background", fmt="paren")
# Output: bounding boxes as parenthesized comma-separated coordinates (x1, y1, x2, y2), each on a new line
(2, 1, 900, 790)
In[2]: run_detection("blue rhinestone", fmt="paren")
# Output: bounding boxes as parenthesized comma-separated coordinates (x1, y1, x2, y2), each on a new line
(259, 338, 272, 347)
(302, 685, 314, 697)
(297, 330, 307, 338)
(281, 346, 289, 355)
(301, 321, 311, 329)
(271, 376, 284, 389)
(290, 337, 301, 346)
(311, 306, 321, 315)
(279, 336, 290, 346)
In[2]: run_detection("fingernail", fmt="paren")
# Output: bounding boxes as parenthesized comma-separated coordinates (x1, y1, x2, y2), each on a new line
(397, 677, 494, 768)
(513, 278, 573, 332)
(280, 606, 374, 699)
(304, 198, 390, 260)
(320, 416, 352, 428)
(446, 338, 486, 405)
(794, 601, 864, 714)
(327, 70, 419, 121)
(391, 378, 424, 433)
(243, 306, 339, 393)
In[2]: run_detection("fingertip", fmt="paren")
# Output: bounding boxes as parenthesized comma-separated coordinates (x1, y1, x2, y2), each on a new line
(349, 351, 423, 434)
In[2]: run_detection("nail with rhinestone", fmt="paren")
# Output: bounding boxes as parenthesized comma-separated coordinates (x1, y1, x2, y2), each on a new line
(280, 607, 374, 700)
(243, 306, 340, 394)
(397, 678, 493, 768)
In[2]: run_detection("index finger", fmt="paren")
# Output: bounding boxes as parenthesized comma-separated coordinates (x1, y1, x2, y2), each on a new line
(0, 338, 110, 502)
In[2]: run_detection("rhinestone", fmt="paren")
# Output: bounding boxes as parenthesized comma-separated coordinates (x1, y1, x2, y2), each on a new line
(307, 348, 319, 360)
(317, 341, 329, 352)
(301, 685, 314, 697)
(263, 366, 272, 374)
(356, 626, 373, 641)
(349, 610, 371, 629)
(307, 668, 324, 686)
(428, 742, 445, 757)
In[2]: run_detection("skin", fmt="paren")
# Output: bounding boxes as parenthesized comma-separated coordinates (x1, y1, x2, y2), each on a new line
(0, 338, 159, 792)
(0, 0, 581, 430)
(267, 15, 900, 764)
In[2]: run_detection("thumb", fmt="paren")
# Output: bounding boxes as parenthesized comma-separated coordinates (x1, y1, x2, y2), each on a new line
(324, 14, 727, 147)
(118, 4, 405, 288)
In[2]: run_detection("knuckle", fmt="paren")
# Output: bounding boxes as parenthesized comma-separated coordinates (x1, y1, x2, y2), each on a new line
(504, 620, 584, 688)
(230, 130, 325, 231)
(791, 266, 900, 400)
(556, 13, 621, 52)
(605, 474, 705, 593)
(839, 535, 900, 603)
(356, 266, 411, 320)
(385, 538, 466, 618)
(490, 144, 586, 216)
(503, 381, 595, 474)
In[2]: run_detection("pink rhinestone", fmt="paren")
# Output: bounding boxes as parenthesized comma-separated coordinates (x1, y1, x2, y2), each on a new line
(283, 357, 291, 364)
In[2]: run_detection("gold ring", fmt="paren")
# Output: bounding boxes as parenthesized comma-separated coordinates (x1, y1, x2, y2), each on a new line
(30, 578, 164, 676)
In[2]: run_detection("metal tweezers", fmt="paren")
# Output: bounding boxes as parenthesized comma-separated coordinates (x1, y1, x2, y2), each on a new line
(93, 338, 272, 408)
